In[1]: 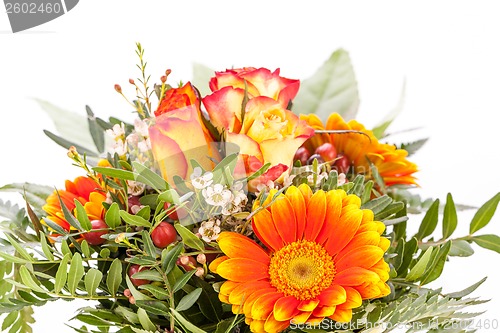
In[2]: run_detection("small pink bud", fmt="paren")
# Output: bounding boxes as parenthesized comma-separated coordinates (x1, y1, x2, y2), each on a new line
(114, 84, 122, 93)
(124, 289, 131, 297)
(180, 256, 190, 266)
(195, 267, 205, 277)
(129, 78, 135, 85)
(160, 75, 167, 83)
(196, 253, 207, 265)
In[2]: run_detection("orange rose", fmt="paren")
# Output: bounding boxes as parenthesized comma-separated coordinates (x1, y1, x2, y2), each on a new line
(149, 82, 217, 182)
(209, 67, 300, 108)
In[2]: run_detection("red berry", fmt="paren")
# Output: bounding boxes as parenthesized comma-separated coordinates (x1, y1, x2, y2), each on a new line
(307, 154, 325, 165)
(315, 143, 337, 163)
(128, 196, 141, 213)
(82, 219, 108, 245)
(294, 147, 311, 166)
(334, 154, 351, 174)
(128, 265, 149, 287)
(163, 202, 188, 220)
(151, 222, 177, 248)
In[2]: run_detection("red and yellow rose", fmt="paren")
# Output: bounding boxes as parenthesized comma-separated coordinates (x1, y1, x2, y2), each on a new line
(203, 68, 314, 180)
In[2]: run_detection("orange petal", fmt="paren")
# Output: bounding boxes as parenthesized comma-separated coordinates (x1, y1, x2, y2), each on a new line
(335, 245, 384, 271)
(329, 308, 353, 322)
(355, 282, 381, 299)
(251, 292, 283, 320)
(298, 299, 319, 312)
(208, 256, 229, 274)
(220, 281, 239, 296)
(334, 267, 380, 286)
(273, 296, 301, 321)
(218, 232, 270, 264)
(265, 312, 291, 333)
(271, 196, 296, 244)
(298, 183, 312, 206)
(216, 258, 269, 282)
(315, 190, 343, 244)
(342, 194, 361, 207)
(252, 209, 283, 252)
(219, 293, 229, 303)
(324, 207, 362, 256)
(317, 284, 347, 306)
(337, 231, 381, 259)
(336, 286, 362, 309)
(249, 319, 266, 333)
(291, 311, 312, 325)
(303, 190, 326, 241)
(229, 281, 273, 305)
(243, 289, 276, 317)
(312, 305, 336, 317)
(285, 186, 307, 240)
(378, 237, 391, 252)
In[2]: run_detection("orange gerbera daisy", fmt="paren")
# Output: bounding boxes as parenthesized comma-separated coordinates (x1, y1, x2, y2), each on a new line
(210, 184, 391, 333)
(300, 113, 418, 186)
(43, 176, 106, 231)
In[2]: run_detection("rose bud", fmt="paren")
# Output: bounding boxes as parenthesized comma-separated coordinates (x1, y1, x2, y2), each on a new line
(82, 219, 108, 245)
(151, 222, 177, 248)
(315, 143, 337, 163)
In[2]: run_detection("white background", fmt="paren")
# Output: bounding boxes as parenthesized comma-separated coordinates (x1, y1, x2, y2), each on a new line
(1, 1, 500, 332)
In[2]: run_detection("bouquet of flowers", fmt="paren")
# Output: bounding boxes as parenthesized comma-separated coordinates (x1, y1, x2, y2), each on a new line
(1, 44, 499, 333)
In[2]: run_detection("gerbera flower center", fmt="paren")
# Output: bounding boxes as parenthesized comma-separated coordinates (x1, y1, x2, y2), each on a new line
(268, 240, 335, 301)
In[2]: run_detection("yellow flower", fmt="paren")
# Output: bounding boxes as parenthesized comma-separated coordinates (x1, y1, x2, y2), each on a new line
(301, 113, 418, 186)
(210, 185, 390, 333)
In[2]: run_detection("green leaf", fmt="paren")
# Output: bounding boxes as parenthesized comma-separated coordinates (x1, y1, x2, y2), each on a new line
(19, 266, 46, 293)
(138, 284, 170, 300)
(247, 163, 271, 182)
(106, 258, 123, 296)
(293, 49, 359, 121)
(84, 268, 103, 296)
(135, 300, 169, 316)
(56, 190, 83, 231)
(1, 311, 18, 331)
(125, 275, 154, 301)
(74, 200, 92, 231)
(54, 253, 71, 293)
(44, 217, 68, 235)
(172, 270, 197, 293)
(81, 239, 90, 258)
(142, 231, 157, 258)
(170, 308, 207, 333)
(420, 241, 452, 285)
(469, 193, 500, 234)
(120, 210, 152, 228)
(68, 253, 85, 295)
(192, 62, 214, 97)
(61, 239, 72, 257)
(361, 195, 392, 215)
(175, 224, 204, 251)
(0, 183, 53, 211)
(161, 243, 183, 274)
(442, 193, 458, 239)
(372, 81, 405, 139)
(445, 277, 487, 299)
(131, 270, 163, 282)
(105, 202, 121, 229)
(176, 287, 202, 312)
(158, 189, 181, 205)
(35, 99, 97, 153)
(4, 233, 33, 262)
(449, 240, 474, 257)
(192, 276, 223, 322)
(406, 247, 433, 281)
(43, 129, 98, 156)
(399, 138, 429, 156)
(375, 201, 405, 220)
(137, 307, 156, 332)
(133, 161, 169, 192)
(415, 199, 440, 240)
(361, 180, 374, 205)
(93, 167, 136, 180)
(40, 233, 54, 261)
(86, 105, 106, 153)
(0, 251, 30, 264)
(136, 206, 151, 221)
(471, 234, 500, 254)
